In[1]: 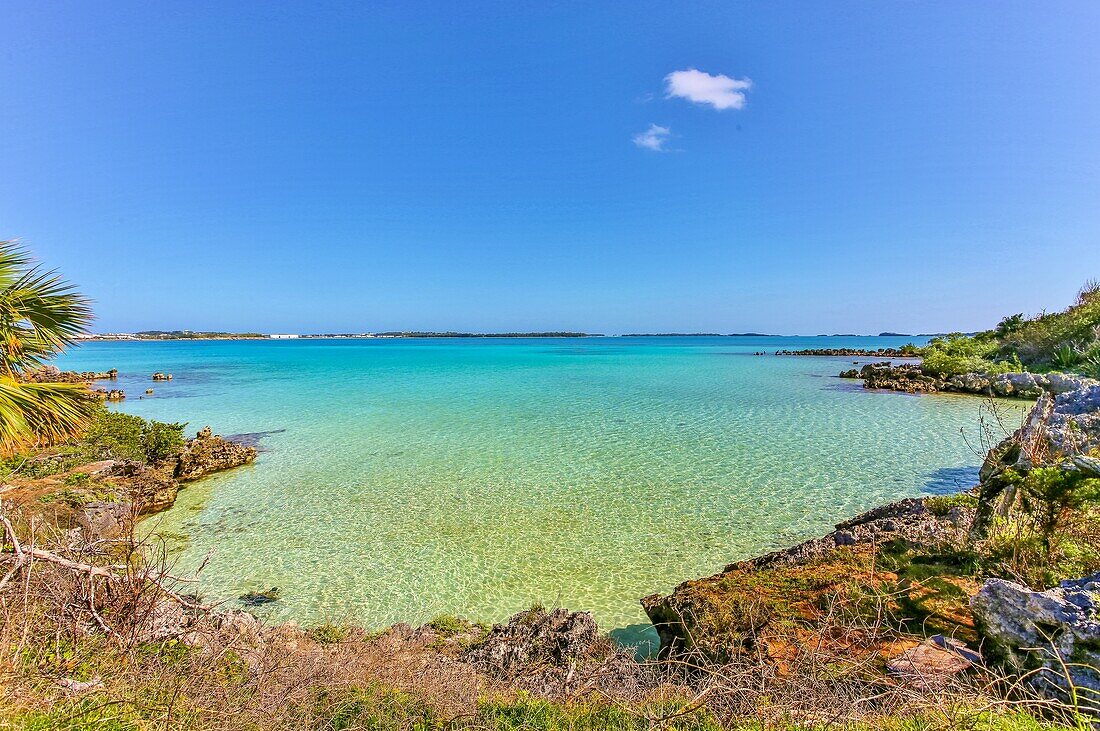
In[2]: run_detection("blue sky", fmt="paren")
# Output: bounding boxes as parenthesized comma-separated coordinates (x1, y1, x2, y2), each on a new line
(2, 2, 1098, 335)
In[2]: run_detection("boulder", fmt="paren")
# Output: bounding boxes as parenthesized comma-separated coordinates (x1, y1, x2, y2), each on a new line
(109, 460, 179, 513)
(151, 372, 173, 381)
(464, 607, 645, 695)
(75, 500, 133, 538)
(971, 573, 1100, 705)
(174, 427, 257, 481)
(466, 607, 602, 677)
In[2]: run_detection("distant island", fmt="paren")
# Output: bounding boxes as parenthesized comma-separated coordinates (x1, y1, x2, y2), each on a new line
(80, 330, 600, 340)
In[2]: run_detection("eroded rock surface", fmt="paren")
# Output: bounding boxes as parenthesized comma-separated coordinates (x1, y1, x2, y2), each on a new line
(466, 607, 645, 695)
(971, 573, 1100, 705)
(847, 363, 1096, 399)
(174, 427, 257, 481)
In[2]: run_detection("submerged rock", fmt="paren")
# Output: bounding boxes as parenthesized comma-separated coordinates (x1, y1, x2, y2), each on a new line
(240, 587, 281, 606)
(971, 573, 1100, 705)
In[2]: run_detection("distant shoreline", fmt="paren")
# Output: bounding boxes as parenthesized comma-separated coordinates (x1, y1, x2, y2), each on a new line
(78, 331, 941, 341)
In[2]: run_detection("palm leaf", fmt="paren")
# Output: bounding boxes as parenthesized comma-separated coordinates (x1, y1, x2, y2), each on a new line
(0, 377, 98, 455)
(0, 240, 93, 374)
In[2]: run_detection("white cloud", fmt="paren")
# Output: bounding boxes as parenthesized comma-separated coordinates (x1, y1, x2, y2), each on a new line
(633, 123, 671, 151)
(665, 69, 752, 110)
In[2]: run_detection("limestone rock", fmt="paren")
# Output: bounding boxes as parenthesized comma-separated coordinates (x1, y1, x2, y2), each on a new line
(174, 427, 257, 481)
(972, 384, 1100, 537)
(971, 573, 1100, 705)
(464, 607, 643, 694)
(75, 500, 132, 538)
(466, 607, 601, 676)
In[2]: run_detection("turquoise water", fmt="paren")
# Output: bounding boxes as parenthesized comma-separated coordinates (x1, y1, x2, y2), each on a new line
(56, 337, 1018, 635)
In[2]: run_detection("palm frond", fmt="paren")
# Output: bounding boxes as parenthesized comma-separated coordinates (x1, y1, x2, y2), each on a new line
(0, 377, 98, 456)
(0, 241, 93, 372)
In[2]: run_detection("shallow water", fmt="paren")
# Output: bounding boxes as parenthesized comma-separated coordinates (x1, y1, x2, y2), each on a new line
(57, 337, 1021, 636)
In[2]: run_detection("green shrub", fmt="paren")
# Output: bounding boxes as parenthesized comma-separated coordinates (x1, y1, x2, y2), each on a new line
(925, 491, 979, 516)
(920, 349, 1019, 378)
(308, 623, 349, 644)
(142, 419, 187, 463)
(81, 408, 185, 464)
(1014, 465, 1100, 558)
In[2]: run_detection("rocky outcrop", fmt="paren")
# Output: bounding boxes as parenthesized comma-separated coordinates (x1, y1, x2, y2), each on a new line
(465, 607, 645, 695)
(174, 427, 257, 481)
(781, 348, 916, 358)
(152, 372, 173, 381)
(19, 365, 117, 383)
(971, 573, 1099, 706)
(109, 460, 180, 514)
(642, 499, 970, 660)
(972, 384, 1100, 537)
(845, 363, 1097, 399)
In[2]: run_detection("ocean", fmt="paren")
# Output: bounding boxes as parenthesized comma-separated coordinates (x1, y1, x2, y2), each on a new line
(55, 336, 1019, 640)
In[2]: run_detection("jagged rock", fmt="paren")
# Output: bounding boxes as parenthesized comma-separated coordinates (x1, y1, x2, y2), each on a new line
(851, 363, 1097, 400)
(109, 460, 179, 513)
(75, 500, 132, 538)
(464, 607, 644, 694)
(972, 384, 1100, 537)
(174, 427, 257, 481)
(971, 573, 1100, 705)
(19, 365, 117, 383)
(152, 372, 173, 381)
(466, 607, 601, 675)
(742, 498, 954, 571)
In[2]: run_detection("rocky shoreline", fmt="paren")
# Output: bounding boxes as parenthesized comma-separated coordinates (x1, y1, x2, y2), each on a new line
(642, 382, 1100, 702)
(777, 347, 917, 357)
(841, 361, 1097, 399)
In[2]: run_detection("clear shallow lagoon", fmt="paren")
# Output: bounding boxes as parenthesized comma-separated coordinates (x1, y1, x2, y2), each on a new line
(56, 337, 1020, 635)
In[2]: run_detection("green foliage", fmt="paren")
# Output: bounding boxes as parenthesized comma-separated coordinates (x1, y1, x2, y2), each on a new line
(425, 614, 471, 637)
(1051, 344, 1083, 370)
(62, 470, 91, 485)
(998, 284, 1100, 369)
(81, 407, 185, 464)
(1013, 465, 1100, 558)
(141, 419, 187, 463)
(910, 282, 1100, 376)
(308, 623, 350, 644)
(920, 348, 1020, 378)
(925, 491, 979, 516)
(996, 313, 1026, 337)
